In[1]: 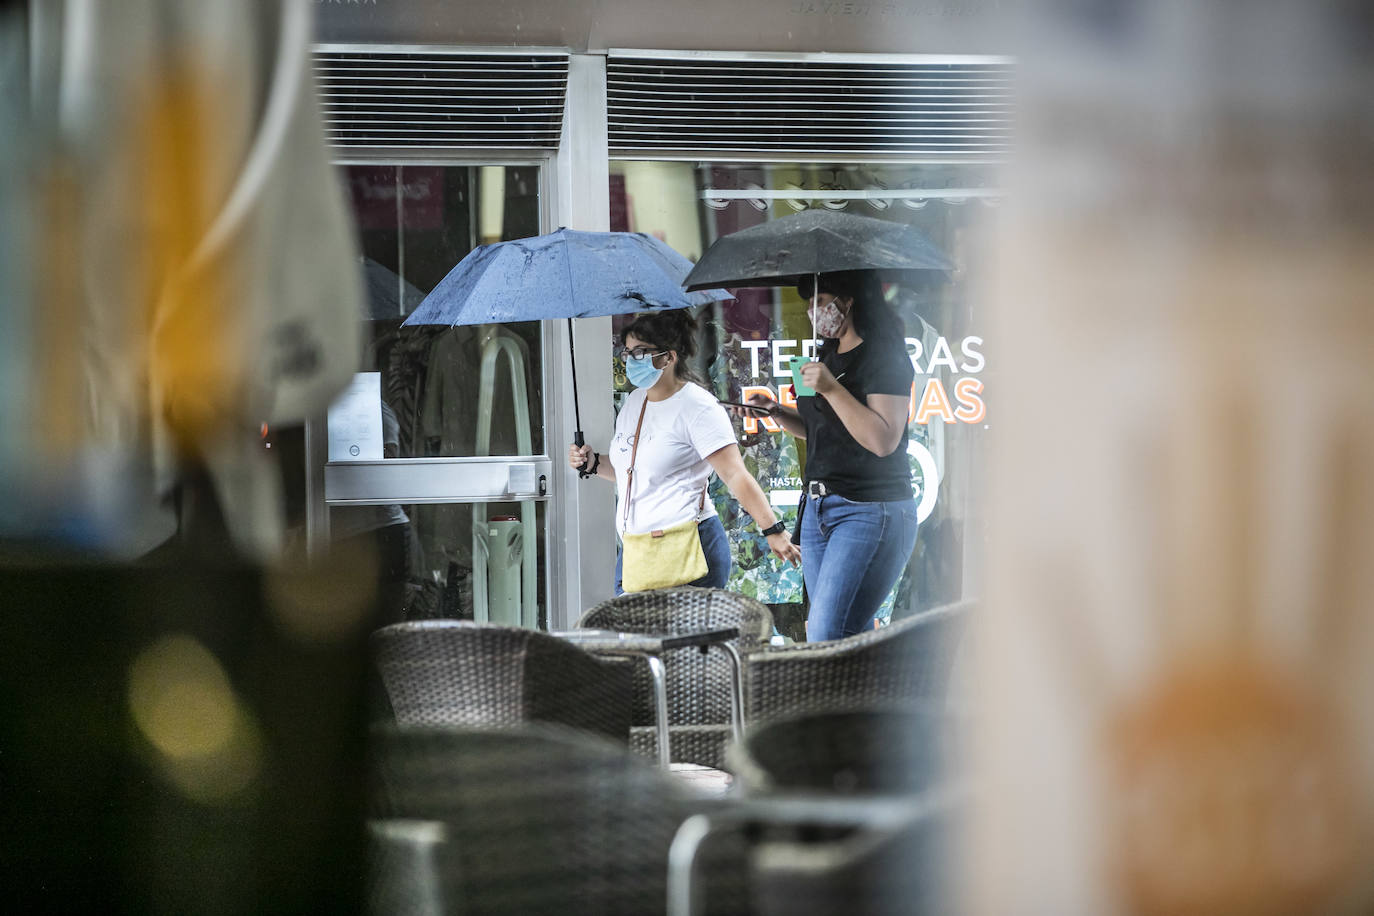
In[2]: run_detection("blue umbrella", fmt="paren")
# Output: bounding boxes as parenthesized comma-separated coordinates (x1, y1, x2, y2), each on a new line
(402, 228, 731, 471)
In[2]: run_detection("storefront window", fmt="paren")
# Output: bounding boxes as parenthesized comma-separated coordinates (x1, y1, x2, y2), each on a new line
(329, 502, 547, 627)
(610, 161, 995, 639)
(339, 164, 544, 460)
(327, 163, 549, 627)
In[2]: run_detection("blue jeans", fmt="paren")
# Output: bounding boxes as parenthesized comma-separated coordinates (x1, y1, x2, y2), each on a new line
(615, 515, 732, 596)
(801, 493, 919, 641)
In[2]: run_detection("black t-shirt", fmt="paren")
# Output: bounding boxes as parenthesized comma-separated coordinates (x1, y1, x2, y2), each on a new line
(797, 339, 915, 501)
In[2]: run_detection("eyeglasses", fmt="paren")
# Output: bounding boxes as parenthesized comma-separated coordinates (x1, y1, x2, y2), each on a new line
(616, 346, 667, 361)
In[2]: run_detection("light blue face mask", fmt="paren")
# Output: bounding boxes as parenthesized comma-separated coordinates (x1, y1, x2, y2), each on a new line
(625, 352, 664, 389)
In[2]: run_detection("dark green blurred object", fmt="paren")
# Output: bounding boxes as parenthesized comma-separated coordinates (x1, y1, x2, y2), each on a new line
(0, 558, 374, 915)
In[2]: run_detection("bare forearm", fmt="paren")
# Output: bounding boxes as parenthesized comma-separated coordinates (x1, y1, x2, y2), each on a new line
(707, 445, 802, 566)
(719, 464, 781, 529)
(770, 404, 807, 439)
(820, 388, 904, 456)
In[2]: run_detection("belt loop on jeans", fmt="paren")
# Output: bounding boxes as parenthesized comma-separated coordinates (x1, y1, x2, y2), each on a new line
(806, 480, 831, 498)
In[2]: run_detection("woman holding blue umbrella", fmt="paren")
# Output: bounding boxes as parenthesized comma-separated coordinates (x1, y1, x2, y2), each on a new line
(569, 310, 801, 594)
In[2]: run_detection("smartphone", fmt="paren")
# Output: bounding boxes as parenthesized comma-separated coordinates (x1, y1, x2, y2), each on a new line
(718, 399, 775, 416)
(789, 355, 816, 397)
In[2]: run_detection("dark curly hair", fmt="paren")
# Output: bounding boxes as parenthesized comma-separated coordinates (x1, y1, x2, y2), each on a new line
(619, 309, 704, 384)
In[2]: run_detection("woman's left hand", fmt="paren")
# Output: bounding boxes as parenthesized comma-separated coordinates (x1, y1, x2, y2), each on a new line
(800, 360, 840, 395)
(766, 532, 801, 567)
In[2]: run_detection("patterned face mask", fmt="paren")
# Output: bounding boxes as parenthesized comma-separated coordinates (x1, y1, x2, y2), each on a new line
(807, 297, 847, 339)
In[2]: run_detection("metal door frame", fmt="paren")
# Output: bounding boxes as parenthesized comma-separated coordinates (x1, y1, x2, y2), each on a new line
(309, 52, 619, 631)
(306, 151, 561, 625)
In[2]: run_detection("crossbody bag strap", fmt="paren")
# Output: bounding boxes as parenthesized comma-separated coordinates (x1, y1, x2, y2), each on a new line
(622, 395, 651, 528)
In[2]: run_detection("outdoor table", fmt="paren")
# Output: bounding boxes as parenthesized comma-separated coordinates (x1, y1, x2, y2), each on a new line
(548, 627, 744, 770)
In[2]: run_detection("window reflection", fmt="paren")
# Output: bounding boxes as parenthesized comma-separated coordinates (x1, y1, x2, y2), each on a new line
(341, 163, 544, 460)
(329, 502, 544, 629)
(327, 163, 548, 630)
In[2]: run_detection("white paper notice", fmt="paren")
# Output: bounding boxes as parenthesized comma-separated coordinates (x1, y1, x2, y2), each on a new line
(327, 372, 384, 461)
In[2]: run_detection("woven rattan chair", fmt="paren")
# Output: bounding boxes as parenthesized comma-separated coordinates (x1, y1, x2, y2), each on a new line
(678, 708, 959, 915)
(746, 801, 960, 916)
(371, 725, 695, 916)
(727, 707, 956, 797)
(576, 588, 774, 769)
(745, 600, 971, 728)
(669, 782, 965, 916)
(371, 620, 634, 742)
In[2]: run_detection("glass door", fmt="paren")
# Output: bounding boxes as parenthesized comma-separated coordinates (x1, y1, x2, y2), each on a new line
(318, 160, 553, 629)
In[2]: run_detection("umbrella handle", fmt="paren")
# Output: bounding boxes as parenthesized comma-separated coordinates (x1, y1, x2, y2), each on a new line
(574, 430, 594, 479)
(568, 317, 594, 479)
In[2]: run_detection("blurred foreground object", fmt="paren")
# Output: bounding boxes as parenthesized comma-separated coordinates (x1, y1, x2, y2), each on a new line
(977, 2, 1374, 914)
(2, 0, 360, 558)
(0, 558, 374, 913)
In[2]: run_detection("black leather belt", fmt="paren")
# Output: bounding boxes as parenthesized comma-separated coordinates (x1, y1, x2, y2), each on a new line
(806, 480, 833, 498)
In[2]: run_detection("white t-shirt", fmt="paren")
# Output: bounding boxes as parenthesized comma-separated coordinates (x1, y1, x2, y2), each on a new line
(609, 383, 738, 536)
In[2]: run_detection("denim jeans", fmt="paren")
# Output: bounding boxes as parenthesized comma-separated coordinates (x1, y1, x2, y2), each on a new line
(615, 515, 732, 596)
(801, 493, 919, 641)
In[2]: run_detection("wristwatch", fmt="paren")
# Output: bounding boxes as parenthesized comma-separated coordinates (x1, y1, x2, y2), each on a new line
(759, 520, 787, 537)
(578, 451, 600, 478)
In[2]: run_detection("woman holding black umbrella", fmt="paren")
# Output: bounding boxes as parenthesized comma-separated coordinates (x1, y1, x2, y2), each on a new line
(735, 270, 918, 641)
(569, 310, 801, 594)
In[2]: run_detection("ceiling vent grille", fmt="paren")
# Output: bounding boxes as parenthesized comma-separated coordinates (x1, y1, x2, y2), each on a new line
(608, 55, 1011, 160)
(314, 49, 570, 149)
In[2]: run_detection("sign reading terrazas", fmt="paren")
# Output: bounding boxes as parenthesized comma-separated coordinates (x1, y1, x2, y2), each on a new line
(734, 334, 986, 434)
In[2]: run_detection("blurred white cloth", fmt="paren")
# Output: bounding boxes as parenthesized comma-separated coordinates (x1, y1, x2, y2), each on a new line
(32, 0, 361, 557)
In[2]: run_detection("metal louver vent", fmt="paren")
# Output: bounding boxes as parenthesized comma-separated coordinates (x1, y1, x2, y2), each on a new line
(314, 48, 569, 148)
(608, 55, 1011, 160)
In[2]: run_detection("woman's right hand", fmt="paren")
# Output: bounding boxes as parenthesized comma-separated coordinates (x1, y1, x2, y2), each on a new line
(766, 532, 801, 567)
(568, 442, 594, 470)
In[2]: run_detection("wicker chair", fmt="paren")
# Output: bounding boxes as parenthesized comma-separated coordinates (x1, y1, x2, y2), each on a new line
(727, 707, 957, 798)
(670, 783, 965, 916)
(745, 600, 972, 728)
(371, 620, 634, 743)
(576, 588, 774, 769)
(746, 801, 961, 916)
(370, 725, 695, 916)
(686, 708, 959, 916)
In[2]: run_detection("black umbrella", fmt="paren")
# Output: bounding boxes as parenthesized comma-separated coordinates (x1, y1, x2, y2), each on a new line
(682, 207, 952, 292)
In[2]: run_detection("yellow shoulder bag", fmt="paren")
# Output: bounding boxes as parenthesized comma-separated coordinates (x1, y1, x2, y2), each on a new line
(619, 395, 709, 593)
